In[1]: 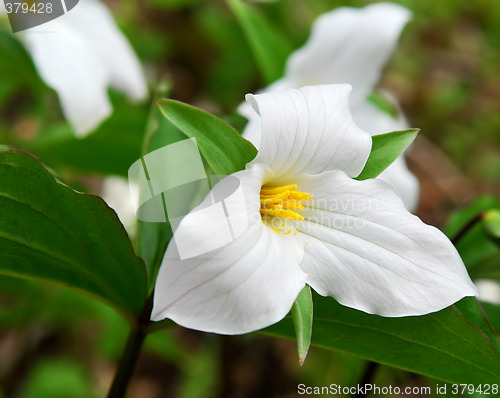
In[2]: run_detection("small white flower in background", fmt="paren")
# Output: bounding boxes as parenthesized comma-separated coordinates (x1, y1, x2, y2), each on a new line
(475, 280, 500, 305)
(101, 176, 138, 236)
(152, 85, 477, 335)
(240, 2, 419, 211)
(1, 0, 147, 136)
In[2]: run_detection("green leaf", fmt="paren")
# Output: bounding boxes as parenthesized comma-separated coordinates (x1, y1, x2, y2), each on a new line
(356, 129, 419, 181)
(0, 29, 40, 88)
(227, 0, 293, 84)
(157, 99, 257, 176)
(291, 285, 313, 365)
(264, 294, 500, 387)
(445, 196, 500, 281)
(0, 148, 147, 325)
(367, 92, 399, 119)
(484, 209, 500, 239)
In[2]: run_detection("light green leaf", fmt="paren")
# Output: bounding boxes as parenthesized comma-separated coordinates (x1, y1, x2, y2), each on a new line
(157, 99, 257, 176)
(445, 196, 500, 281)
(291, 285, 313, 365)
(264, 294, 500, 388)
(367, 92, 399, 119)
(17, 360, 96, 398)
(484, 209, 500, 239)
(0, 148, 147, 325)
(356, 129, 419, 181)
(227, 0, 293, 84)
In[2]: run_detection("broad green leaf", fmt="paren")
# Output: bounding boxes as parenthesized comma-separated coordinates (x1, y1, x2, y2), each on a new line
(291, 285, 313, 365)
(264, 294, 500, 387)
(484, 209, 500, 239)
(157, 99, 257, 176)
(481, 301, 500, 334)
(445, 196, 500, 281)
(453, 298, 500, 354)
(227, 0, 293, 84)
(0, 148, 147, 325)
(356, 129, 419, 181)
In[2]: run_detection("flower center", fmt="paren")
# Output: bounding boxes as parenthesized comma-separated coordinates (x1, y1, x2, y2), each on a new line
(259, 184, 312, 221)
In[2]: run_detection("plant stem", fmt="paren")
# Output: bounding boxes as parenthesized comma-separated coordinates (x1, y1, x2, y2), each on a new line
(353, 361, 378, 398)
(107, 325, 146, 398)
(107, 295, 154, 398)
(451, 213, 484, 245)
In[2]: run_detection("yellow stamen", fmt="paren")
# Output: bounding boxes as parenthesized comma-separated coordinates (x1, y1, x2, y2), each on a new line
(281, 200, 304, 210)
(259, 183, 311, 222)
(288, 191, 312, 201)
(260, 190, 289, 205)
(260, 184, 297, 195)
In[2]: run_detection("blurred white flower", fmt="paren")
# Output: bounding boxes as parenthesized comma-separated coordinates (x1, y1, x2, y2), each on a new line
(101, 176, 138, 236)
(240, 3, 419, 211)
(152, 85, 476, 335)
(475, 280, 500, 305)
(1, 0, 147, 136)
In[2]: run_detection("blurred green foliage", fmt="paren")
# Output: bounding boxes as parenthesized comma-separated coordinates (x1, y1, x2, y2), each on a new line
(0, 0, 499, 396)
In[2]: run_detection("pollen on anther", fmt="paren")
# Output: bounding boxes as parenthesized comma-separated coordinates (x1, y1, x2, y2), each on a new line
(259, 183, 311, 222)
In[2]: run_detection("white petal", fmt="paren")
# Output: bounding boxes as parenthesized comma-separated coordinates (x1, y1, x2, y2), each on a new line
(62, 0, 147, 101)
(294, 171, 477, 316)
(246, 85, 372, 179)
(22, 22, 112, 136)
(19, 0, 147, 136)
(282, 3, 411, 105)
(152, 165, 308, 334)
(353, 99, 420, 212)
(238, 100, 262, 148)
(377, 156, 419, 213)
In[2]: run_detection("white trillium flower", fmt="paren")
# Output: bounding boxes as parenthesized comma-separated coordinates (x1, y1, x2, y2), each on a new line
(240, 2, 419, 211)
(152, 85, 477, 335)
(1, 0, 147, 136)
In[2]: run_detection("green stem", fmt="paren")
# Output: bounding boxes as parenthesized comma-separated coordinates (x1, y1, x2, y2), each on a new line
(353, 361, 378, 397)
(451, 213, 484, 246)
(107, 295, 154, 398)
(106, 325, 146, 398)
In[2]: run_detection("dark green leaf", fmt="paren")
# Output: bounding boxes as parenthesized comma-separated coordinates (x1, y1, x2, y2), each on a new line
(157, 99, 257, 176)
(356, 129, 419, 181)
(291, 285, 313, 365)
(0, 148, 147, 325)
(264, 294, 500, 387)
(453, 298, 500, 354)
(227, 0, 293, 84)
